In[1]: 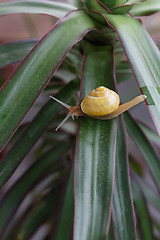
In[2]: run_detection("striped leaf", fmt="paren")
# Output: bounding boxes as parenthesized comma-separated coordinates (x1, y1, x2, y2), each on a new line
(0, 10, 97, 151)
(132, 181, 153, 240)
(0, 40, 37, 68)
(112, 117, 136, 240)
(0, 0, 76, 18)
(53, 166, 74, 240)
(0, 81, 79, 188)
(124, 113, 160, 190)
(74, 41, 117, 240)
(106, 14, 160, 135)
(0, 143, 70, 238)
(131, 0, 160, 16)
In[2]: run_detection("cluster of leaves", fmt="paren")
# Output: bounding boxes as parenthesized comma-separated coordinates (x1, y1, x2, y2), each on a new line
(0, 0, 160, 239)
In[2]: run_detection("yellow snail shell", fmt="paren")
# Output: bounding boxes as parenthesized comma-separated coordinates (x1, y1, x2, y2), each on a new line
(80, 86, 120, 116)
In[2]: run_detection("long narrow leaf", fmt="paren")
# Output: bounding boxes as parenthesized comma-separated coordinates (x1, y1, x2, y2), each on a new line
(132, 181, 153, 240)
(105, 14, 160, 135)
(139, 122, 160, 146)
(0, 40, 37, 68)
(68, 0, 83, 8)
(4, 186, 62, 240)
(0, 142, 70, 238)
(53, 165, 74, 240)
(0, 10, 97, 151)
(108, 220, 115, 240)
(0, 80, 79, 188)
(137, 177, 160, 212)
(124, 113, 160, 190)
(112, 117, 136, 240)
(74, 41, 117, 240)
(131, 0, 160, 16)
(0, 0, 76, 18)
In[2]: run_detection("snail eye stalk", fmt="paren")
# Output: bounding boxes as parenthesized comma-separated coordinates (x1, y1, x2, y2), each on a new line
(50, 96, 71, 109)
(55, 112, 72, 131)
(50, 96, 73, 131)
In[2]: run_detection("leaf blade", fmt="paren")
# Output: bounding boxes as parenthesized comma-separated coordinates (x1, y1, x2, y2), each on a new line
(0, 80, 79, 188)
(0, 40, 38, 68)
(0, 10, 96, 151)
(0, 0, 76, 18)
(131, 0, 160, 16)
(106, 14, 160, 135)
(53, 166, 74, 240)
(0, 143, 70, 238)
(74, 42, 117, 240)
(132, 181, 153, 240)
(124, 113, 160, 190)
(5, 186, 62, 240)
(112, 117, 136, 240)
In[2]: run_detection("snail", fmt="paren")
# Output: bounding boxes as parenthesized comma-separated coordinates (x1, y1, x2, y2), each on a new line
(50, 86, 146, 131)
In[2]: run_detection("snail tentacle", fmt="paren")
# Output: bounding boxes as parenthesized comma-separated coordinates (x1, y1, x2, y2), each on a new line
(50, 96, 85, 130)
(50, 96, 73, 130)
(55, 112, 72, 131)
(50, 96, 71, 109)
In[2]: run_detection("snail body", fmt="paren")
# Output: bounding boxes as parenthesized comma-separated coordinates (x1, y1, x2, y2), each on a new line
(50, 86, 146, 130)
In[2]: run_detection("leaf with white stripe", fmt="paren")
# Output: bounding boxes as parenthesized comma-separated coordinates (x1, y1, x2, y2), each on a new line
(0, 0, 76, 18)
(106, 14, 160, 135)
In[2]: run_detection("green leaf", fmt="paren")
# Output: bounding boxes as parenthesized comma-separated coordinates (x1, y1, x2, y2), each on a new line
(111, 5, 132, 15)
(124, 113, 160, 190)
(0, 40, 37, 68)
(0, 143, 70, 238)
(132, 181, 153, 240)
(0, 0, 76, 18)
(101, 0, 126, 8)
(127, 0, 144, 3)
(54, 166, 74, 240)
(129, 156, 143, 177)
(82, 0, 111, 25)
(5, 186, 62, 240)
(19, 190, 60, 240)
(112, 117, 136, 240)
(137, 177, 160, 212)
(0, 10, 97, 151)
(68, 0, 83, 8)
(83, 0, 110, 13)
(111, 0, 145, 14)
(130, 0, 160, 16)
(139, 121, 160, 146)
(108, 221, 115, 240)
(116, 61, 132, 83)
(74, 41, 117, 240)
(0, 81, 79, 188)
(106, 14, 160, 135)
